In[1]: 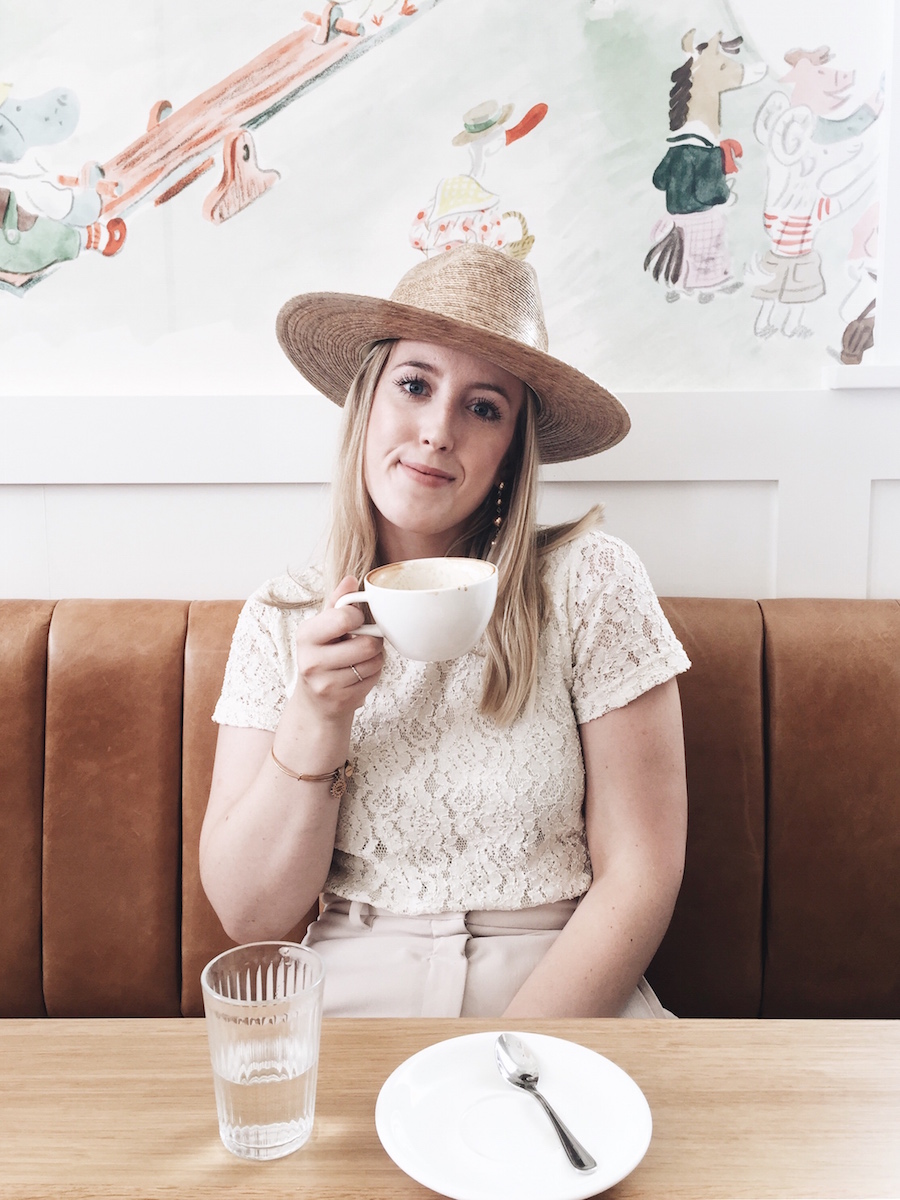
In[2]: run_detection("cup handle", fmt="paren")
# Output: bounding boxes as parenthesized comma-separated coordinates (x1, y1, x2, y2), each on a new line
(334, 591, 383, 636)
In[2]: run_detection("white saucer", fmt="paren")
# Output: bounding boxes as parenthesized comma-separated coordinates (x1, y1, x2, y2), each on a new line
(374, 1031, 652, 1200)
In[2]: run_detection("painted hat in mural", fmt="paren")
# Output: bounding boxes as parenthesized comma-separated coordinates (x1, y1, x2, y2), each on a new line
(451, 99, 515, 146)
(275, 243, 630, 464)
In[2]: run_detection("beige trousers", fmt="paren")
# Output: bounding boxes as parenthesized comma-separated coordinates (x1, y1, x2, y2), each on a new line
(301, 894, 672, 1018)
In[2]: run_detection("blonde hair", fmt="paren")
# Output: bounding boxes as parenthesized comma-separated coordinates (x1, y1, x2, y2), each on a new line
(283, 339, 602, 725)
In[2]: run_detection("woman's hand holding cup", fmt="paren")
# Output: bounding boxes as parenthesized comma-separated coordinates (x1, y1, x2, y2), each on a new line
(334, 558, 498, 662)
(292, 576, 384, 724)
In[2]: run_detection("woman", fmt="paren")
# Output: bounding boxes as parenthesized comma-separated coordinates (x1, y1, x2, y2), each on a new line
(200, 243, 690, 1018)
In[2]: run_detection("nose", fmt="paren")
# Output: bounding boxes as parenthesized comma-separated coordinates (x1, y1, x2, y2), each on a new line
(741, 62, 767, 87)
(418, 397, 455, 451)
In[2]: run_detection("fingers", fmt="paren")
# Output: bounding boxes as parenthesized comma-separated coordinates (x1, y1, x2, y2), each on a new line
(313, 601, 376, 647)
(340, 644, 383, 697)
(291, 576, 384, 711)
(326, 575, 362, 609)
(313, 577, 383, 659)
(310, 632, 384, 674)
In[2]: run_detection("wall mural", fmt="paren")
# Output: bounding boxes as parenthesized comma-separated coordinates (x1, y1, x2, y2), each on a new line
(0, 1, 444, 291)
(0, 0, 890, 397)
(410, 98, 548, 259)
(644, 32, 767, 300)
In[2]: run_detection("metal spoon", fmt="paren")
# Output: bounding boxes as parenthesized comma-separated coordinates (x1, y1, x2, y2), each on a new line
(494, 1033, 597, 1172)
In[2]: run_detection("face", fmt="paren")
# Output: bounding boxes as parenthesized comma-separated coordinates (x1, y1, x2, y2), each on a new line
(364, 339, 525, 562)
(0, 90, 80, 162)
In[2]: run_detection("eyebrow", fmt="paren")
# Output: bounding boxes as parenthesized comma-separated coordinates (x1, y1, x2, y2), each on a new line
(393, 358, 514, 403)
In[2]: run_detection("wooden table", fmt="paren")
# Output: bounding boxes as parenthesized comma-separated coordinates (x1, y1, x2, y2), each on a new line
(1, 1018, 898, 1199)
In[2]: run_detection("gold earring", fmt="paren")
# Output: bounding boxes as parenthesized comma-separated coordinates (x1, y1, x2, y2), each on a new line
(490, 481, 505, 547)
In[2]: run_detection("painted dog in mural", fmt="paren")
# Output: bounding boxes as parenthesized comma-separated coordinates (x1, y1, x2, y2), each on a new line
(644, 31, 765, 302)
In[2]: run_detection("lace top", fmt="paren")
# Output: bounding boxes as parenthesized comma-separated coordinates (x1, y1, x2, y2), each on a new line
(213, 530, 690, 914)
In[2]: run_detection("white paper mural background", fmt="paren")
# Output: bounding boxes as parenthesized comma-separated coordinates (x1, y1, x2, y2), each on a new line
(2, 0, 890, 395)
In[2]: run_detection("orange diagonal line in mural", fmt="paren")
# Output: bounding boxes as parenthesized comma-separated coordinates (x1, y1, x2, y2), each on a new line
(97, 2, 443, 221)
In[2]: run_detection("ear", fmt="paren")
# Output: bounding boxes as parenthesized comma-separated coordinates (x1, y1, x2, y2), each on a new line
(681, 29, 696, 54)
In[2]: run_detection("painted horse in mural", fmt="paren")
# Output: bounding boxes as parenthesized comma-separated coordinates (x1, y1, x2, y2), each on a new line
(644, 30, 765, 302)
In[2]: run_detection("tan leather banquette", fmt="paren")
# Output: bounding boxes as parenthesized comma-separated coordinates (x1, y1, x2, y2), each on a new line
(2, 597, 898, 1019)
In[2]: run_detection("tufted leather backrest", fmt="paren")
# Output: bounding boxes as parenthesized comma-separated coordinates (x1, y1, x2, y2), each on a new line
(181, 600, 246, 1016)
(42, 600, 186, 1016)
(0, 596, 898, 1018)
(0, 600, 51, 1016)
(649, 599, 766, 1017)
(760, 599, 900, 1018)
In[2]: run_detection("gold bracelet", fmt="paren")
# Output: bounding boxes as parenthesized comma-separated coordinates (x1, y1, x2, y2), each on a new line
(270, 748, 354, 800)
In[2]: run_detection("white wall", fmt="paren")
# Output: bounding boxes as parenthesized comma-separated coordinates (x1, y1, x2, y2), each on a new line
(2, 384, 899, 601)
(2, 3, 899, 602)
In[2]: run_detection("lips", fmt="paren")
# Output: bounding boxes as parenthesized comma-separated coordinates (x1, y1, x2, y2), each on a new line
(399, 459, 455, 484)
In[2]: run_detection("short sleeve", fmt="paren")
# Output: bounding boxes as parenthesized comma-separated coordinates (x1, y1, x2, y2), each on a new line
(562, 532, 690, 725)
(212, 573, 316, 731)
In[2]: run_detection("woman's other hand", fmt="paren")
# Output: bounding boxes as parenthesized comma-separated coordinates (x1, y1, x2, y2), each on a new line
(502, 677, 687, 1017)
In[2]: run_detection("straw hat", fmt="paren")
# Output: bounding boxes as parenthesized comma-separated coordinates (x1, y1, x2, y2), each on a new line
(275, 244, 630, 464)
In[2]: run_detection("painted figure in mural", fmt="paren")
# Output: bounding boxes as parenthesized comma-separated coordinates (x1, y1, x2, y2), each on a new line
(774, 48, 883, 360)
(750, 47, 881, 341)
(779, 47, 883, 145)
(200, 244, 690, 1020)
(644, 31, 766, 303)
(410, 99, 547, 260)
(837, 201, 878, 364)
(586, 0, 620, 17)
(0, 84, 125, 291)
(2, 1, 442, 288)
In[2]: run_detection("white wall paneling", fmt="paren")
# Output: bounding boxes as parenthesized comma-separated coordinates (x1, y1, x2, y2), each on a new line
(2, 386, 898, 600)
(538, 481, 777, 599)
(0, 487, 50, 598)
(869, 480, 900, 598)
(0, 483, 331, 600)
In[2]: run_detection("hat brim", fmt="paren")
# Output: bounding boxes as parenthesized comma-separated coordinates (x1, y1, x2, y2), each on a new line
(276, 292, 630, 464)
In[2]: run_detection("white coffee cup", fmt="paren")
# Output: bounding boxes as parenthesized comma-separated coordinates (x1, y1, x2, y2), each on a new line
(335, 557, 498, 662)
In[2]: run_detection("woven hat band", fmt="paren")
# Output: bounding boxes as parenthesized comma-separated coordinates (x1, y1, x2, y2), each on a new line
(465, 115, 497, 133)
(389, 248, 549, 354)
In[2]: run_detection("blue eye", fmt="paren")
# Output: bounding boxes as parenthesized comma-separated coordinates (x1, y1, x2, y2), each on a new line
(398, 374, 427, 396)
(470, 399, 501, 422)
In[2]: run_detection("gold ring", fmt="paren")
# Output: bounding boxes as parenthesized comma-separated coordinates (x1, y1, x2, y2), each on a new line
(350, 664, 363, 684)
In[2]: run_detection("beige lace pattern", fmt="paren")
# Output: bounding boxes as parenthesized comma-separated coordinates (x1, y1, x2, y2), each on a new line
(213, 530, 690, 914)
